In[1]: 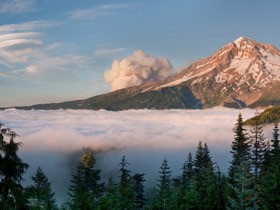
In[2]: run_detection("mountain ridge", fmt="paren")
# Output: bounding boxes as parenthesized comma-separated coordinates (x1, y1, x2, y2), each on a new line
(3, 36, 280, 110)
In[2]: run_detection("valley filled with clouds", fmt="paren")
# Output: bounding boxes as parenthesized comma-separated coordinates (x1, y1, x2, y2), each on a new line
(1, 107, 275, 203)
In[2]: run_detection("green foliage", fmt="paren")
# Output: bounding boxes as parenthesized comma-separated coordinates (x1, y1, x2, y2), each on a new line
(228, 114, 250, 186)
(154, 158, 172, 210)
(259, 123, 280, 209)
(97, 176, 120, 210)
(26, 167, 57, 210)
(244, 106, 280, 125)
(132, 173, 146, 209)
(118, 155, 134, 209)
(0, 123, 29, 210)
(67, 150, 104, 210)
(227, 161, 256, 210)
(249, 114, 266, 180)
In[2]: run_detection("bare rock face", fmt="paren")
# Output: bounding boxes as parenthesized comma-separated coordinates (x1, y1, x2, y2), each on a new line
(148, 36, 280, 108)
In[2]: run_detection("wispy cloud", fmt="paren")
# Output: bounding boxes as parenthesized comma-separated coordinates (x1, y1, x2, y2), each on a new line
(94, 47, 126, 57)
(0, 21, 59, 33)
(0, 0, 36, 14)
(0, 20, 93, 81)
(0, 32, 42, 66)
(68, 3, 131, 20)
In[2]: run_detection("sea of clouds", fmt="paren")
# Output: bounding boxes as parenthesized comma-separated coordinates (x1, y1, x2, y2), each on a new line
(0, 107, 275, 204)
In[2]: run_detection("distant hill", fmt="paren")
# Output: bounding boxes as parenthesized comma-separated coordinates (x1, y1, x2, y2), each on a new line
(244, 106, 280, 125)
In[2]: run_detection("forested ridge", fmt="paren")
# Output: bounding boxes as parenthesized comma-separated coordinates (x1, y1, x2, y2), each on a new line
(1, 114, 280, 210)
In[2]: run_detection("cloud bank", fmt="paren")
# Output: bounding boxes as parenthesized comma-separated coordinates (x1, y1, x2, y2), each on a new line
(1, 107, 274, 204)
(104, 50, 173, 91)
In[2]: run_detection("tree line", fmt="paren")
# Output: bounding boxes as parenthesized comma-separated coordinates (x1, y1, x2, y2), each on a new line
(0, 114, 280, 209)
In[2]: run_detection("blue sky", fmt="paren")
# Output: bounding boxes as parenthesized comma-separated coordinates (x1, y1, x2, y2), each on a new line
(1, 0, 280, 106)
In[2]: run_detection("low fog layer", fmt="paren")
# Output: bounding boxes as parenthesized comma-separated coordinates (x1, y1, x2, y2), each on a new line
(104, 50, 173, 91)
(0, 107, 274, 204)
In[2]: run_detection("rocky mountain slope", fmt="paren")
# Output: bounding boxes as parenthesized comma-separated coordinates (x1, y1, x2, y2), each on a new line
(146, 36, 280, 108)
(5, 36, 280, 110)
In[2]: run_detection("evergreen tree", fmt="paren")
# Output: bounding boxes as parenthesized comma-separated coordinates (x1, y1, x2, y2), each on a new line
(181, 181, 200, 210)
(132, 173, 146, 209)
(0, 123, 29, 210)
(227, 161, 256, 210)
(193, 141, 218, 209)
(249, 115, 266, 180)
(270, 123, 280, 158)
(118, 155, 134, 209)
(259, 123, 280, 209)
(228, 114, 250, 186)
(97, 175, 120, 210)
(182, 152, 193, 188)
(249, 114, 266, 209)
(67, 150, 104, 210)
(155, 158, 171, 210)
(26, 167, 57, 210)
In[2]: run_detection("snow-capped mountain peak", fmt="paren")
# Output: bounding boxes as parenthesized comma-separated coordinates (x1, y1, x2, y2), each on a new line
(152, 36, 280, 107)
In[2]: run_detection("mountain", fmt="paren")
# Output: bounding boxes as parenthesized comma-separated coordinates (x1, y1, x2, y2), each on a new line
(146, 36, 280, 108)
(244, 106, 280, 125)
(5, 36, 280, 110)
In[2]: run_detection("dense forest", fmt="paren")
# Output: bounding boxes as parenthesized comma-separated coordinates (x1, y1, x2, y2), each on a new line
(0, 114, 280, 210)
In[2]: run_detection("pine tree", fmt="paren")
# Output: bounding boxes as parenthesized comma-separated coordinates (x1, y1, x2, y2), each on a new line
(97, 175, 120, 210)
(193, 141, 218, 209)
(67, 150, 104, 209)
(156, 158, 171, 210)
(249, 114, 266, 209)
(270, 123, 280, 159)
(228, 114, 250, 186)
(118, 155, 134, 209)
(227, 161, 256, 210)
(259, 123, 280, 209)
(26, 167, 57, 210)
(182, 152, 193, 188)
(132, 173, 146, 209)
(0, 123, 29, 209)
(249, 114, 266, 180)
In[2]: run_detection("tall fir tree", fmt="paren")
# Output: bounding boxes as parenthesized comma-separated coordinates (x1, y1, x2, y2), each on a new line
(228, 113, 250, 186)
(270, 123, 280, 158)
(227, 161, 256, 210)
(249, 113, 266, 209)
(132, 173, 146, 209)
(0, 123, 29, 210)
(259, 123, 280, 209)
(155, 158, 172, 210)
(118, 155, 134, 209)
(67, 150, 104, 210)
(26, 167, 57, 210)
(193, 141, 218, 209)
(249, 114, 266, 180)
(182, 152, 193, 189)
(97, 175, 120, 210)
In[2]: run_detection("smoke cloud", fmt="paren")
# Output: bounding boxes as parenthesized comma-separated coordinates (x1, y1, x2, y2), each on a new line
(104, 50, 173, 91)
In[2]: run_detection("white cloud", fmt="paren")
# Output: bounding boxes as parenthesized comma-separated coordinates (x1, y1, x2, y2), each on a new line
(0, 107, 259, 153)
(24, 54, 92, 77)
(0, 21, 59, 33)
(0, 21, 92, 81)
(0, 0, 36, 14)
(104, 50, 173, 91)
(94, 47, 126, 57)
(0, 32, 43, 65)
(69, 4, 130, 20)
